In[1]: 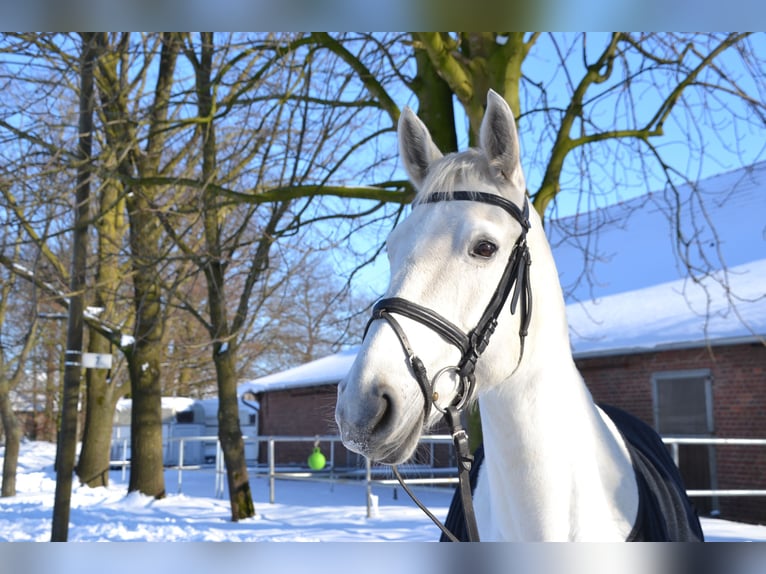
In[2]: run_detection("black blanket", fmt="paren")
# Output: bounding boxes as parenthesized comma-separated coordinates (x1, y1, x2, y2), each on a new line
(440, 404, 704, 541)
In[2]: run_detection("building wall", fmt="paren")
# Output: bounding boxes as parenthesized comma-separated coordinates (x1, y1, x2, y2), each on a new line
(577, 342, 766, 525)
(256, 384, 348, 467)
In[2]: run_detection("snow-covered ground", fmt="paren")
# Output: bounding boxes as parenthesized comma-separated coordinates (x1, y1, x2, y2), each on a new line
(2, 440, 766, 543)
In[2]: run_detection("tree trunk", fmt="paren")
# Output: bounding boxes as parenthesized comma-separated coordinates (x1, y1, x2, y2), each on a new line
(43, 342, 58, 442)
(412, 41, 458, 154)
(191, 32, 255, 520)
(76, 135, 129, 488)
(0, 383, 21, 497)
(90, 32, 180, 499)
(215, 342, 256, 520)
(51, 32, 96, 542)
(125, 202, 166, 499)
(76, 331, 119, 487)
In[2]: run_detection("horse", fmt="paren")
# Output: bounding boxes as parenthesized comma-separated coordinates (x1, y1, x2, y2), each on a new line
(335, 90, 703, 541)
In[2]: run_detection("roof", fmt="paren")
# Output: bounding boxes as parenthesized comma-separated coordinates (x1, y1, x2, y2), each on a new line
(552, 161, 766, 356)
(240, 163, 766, 392)
(548, 161, 766, 302)
(567, 257, 766, 357)
(240, 347, 358, 394)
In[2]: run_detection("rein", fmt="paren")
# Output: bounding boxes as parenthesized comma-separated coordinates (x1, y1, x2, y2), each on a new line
(363, 191, 533, 542)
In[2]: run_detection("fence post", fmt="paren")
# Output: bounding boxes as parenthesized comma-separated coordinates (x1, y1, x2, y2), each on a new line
(329, 439, 336, 490)
(121, 438, 128, 482)
(215, 441, 225, 499)
(366, 457, 372, 518)
(672, 442, 680, 468)
(177, 438, 184, 494)
(269, 439, 275, 504)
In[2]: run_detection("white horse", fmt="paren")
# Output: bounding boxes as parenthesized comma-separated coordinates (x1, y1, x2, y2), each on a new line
(335, 90, 702, 542)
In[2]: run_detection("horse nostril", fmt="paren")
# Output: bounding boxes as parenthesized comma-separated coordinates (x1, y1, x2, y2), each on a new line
(370, 390, 393, 435)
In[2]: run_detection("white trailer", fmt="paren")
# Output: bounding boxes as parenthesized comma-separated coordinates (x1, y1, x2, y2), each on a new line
(110, 394, 260, 466)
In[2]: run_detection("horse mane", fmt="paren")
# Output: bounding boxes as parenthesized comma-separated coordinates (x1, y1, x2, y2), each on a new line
(414, 148, 496, 204)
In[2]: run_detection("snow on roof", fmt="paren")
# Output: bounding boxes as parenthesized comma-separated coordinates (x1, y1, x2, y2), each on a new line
(568, 257, 766, 357)
(548, 161, 766, 302)
(240, 347, 359, 394)
(115, 396, 198, 414)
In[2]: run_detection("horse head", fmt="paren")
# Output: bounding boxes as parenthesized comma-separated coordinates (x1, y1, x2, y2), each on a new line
(336, 90, 534, 464)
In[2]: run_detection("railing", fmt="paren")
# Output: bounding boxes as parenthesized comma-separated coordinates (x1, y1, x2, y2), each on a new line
(110, 434, 766, 515)
(662, 436, 766, 497)
(110, 434, 458, 508)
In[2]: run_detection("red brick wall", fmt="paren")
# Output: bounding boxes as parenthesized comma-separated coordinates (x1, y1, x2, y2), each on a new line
(578, 342, 766, 525)
(257, 384, 348, 466)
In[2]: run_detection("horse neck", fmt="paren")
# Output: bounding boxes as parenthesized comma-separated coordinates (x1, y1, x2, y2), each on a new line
(474, 210, 637, 540)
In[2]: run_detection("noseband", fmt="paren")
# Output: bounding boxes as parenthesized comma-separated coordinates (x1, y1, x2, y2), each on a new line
(363, 190, 533, 542)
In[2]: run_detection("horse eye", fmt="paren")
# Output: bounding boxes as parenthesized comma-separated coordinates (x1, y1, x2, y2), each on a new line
(472, 240, 498, 259)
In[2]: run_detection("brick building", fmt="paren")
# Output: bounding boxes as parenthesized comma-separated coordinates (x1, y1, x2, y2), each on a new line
(551, 162, 766, 524)
(240, 348, 454, 470)
(239, 349, 359, 468)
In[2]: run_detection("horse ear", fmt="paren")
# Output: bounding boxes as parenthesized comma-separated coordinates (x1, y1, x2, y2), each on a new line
(398, 107, 443, 190)
(480, 90, 524, 190)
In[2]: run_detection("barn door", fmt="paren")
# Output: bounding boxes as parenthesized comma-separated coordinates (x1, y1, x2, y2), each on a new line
(652, 369, 717, 515)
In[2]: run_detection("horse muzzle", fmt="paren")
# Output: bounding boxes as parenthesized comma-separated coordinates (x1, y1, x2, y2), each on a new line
(335, 374, 424, 464)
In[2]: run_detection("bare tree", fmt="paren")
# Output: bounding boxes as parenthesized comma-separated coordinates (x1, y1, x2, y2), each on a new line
(51, 31, 96, 542)
(160, 33, 384, 519)
(0, 225, 40, 497)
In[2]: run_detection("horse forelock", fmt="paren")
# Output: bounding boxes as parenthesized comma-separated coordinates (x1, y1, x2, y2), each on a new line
(413, 149, 498, 204)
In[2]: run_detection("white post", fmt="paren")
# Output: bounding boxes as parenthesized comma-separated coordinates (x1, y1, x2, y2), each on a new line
(121, 437, 128, 482)
(269, 439, 275, 504)
(215, 441, 225, 499)
(329, 439, 336, 491)
(366, 457, 372, 518)
(177, 438, 184, 494)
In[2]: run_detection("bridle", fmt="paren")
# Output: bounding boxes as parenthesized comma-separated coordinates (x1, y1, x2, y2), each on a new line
(363, 190, 533, 542)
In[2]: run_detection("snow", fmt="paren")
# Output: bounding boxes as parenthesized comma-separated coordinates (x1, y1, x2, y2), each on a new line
(549, 161, 766, 302)
(241, 347, 359, 393)
(2, 440, 766, 544)
(567, 258, 766, 356)
(0, 441, 450, 542)
(549, 162, 766, 353)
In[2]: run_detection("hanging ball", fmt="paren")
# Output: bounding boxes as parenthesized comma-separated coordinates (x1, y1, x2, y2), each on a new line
(308, 446, 326, 470)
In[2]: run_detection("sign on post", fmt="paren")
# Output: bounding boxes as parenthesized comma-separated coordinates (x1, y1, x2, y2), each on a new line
(81, 352, 113, 369)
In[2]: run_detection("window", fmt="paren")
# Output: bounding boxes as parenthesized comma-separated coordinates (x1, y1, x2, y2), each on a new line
(175, 410, 195, 424)
(652, 369, 713, 435)
(652, 368, 718, 514)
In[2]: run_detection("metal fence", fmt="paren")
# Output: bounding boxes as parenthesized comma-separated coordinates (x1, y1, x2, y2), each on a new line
(110, 434, 766, 516)
(110, 434, 458, 508)
(663, 436, 766, 498)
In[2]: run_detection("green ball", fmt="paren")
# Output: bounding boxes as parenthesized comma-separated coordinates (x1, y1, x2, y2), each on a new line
(308, 447, 326, 470)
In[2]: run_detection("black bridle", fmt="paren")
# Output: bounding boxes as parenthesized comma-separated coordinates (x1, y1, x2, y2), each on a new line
(363, 191, 533, 542)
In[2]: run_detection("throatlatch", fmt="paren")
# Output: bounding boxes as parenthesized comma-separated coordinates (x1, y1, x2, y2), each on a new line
(363, 191, 533, 542)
